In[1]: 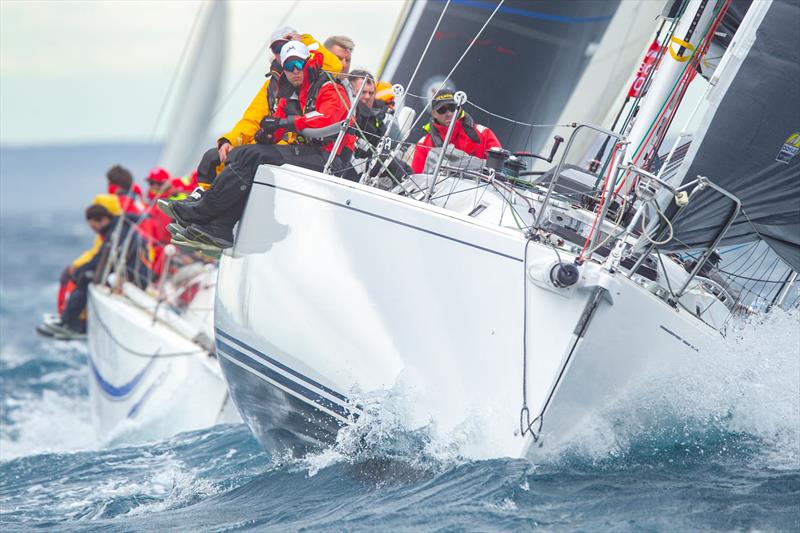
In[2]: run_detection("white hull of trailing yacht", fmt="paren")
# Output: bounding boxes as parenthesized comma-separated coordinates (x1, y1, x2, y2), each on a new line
(214, 165, 717, 459)
(87, 277, 238, 444)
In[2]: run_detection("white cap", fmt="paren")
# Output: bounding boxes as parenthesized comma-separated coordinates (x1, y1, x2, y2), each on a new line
(280, 41, 310, 64)
(270, 25, 297, 45)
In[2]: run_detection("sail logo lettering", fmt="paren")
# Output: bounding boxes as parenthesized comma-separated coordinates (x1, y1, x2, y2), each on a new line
(628, 40, 662, 98)
(776, 132, 800, 164)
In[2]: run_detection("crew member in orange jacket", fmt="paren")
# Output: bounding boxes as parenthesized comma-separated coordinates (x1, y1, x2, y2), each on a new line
(161, 41, 354, 249)
(411, 90, 501, 174)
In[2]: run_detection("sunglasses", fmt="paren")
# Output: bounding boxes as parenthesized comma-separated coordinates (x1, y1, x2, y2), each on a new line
(434, 104, 456, 114)
(283, 58, 306, 72)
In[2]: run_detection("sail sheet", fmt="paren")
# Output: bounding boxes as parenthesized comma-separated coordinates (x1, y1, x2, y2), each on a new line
(157, 0, 227, 177)
(379, 0, 619, 152)
(665, 0, 800, 271)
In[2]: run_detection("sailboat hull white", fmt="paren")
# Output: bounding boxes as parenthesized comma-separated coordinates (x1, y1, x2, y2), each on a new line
(216, 165, 716, 459)
(87, 284, 238, 443)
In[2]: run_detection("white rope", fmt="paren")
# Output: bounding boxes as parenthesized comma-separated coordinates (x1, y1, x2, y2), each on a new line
(642, 201, 674, 245)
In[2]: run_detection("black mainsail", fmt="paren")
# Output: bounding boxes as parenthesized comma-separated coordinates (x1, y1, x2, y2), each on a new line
(379, 0, 619, 151)
(664, 0, 800, 271)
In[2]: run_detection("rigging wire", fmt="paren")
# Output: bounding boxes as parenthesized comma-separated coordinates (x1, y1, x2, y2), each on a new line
(88, 299, 208, 358)
(210, 0, 301, 119)
(150, 1, 205, 142)
(402, 0, 507, 141)
(401, 0, 451, 104)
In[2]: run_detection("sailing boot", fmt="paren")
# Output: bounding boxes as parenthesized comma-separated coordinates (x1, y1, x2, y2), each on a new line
(184, 219, 235, 249)
(158, 198, 213, 227)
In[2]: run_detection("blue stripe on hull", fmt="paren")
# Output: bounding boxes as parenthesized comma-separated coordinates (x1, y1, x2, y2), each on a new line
(217, 352, 341, 453)
(215, 335, 358, 421)
(215, 328, 349, 402)
(89, 355, 155, 400)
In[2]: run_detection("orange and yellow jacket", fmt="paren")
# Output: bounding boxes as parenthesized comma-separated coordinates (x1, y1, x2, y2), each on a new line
(71, 194, 123, 269)
(219, 35, 343, 148)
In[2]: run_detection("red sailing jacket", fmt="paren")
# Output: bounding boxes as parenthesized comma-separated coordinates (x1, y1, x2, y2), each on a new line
(108, 184, 143, 215)
(411, 116, 501, 173)
(271, 51, 356, 155)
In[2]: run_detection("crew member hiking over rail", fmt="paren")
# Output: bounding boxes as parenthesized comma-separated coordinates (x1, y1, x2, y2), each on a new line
(160, 40, 354, 251)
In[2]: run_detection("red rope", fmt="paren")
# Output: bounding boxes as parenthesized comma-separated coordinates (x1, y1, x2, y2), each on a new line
(579, 143, 619, 262)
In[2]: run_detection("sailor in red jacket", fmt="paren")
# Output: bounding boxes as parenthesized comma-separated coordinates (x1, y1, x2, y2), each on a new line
(161, 41, 354, 249)
(412, 90, 502, 174)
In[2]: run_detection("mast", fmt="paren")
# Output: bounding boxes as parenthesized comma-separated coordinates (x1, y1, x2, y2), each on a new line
(619, 0, 719, 192)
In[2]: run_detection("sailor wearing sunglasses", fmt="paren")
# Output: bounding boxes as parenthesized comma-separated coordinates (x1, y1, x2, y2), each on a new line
(160, 41, 355, 251)
(411, 90, 502, 174)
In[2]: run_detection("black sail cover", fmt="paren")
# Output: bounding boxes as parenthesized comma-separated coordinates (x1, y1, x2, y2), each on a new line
(665, 0, 800, 270)
(379, 0, 618, 152)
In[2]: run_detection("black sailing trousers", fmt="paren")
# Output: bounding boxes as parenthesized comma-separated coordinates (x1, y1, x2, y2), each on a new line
(183, 143, 334, 231)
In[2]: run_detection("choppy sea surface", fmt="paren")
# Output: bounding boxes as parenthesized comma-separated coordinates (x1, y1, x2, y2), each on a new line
(1, 145, 799, 531)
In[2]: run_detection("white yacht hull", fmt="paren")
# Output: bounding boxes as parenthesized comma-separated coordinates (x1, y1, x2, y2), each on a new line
(87, 282, 238, 443)
(215, 165, 717, 459)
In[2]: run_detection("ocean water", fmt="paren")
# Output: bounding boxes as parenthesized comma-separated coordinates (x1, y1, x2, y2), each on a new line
(1, 145, 799, 531)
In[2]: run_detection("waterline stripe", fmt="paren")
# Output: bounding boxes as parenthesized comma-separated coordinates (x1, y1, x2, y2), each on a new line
(215, 328, 349, 402)
(216, 338, 356, 421)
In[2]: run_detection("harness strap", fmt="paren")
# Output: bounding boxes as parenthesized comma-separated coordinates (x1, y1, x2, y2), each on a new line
(426, 111, 482, 147)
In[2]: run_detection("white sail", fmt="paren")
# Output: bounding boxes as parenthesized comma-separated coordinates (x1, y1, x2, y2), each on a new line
(544, 0, 664, 165)
(157, 0, 227, 177)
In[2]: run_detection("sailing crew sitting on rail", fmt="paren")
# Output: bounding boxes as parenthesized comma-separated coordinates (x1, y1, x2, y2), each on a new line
(105, 165, 142, 215)
(190, 27, 343, 201)
(343, 69, 410, 185)
(51, 197, 150, 336)
(161, 41, 355, 250)
(323, 35, 355, 98)
(411, 90, 502, 174)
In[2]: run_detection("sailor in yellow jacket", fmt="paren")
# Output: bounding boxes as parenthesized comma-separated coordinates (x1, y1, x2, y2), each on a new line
(192, 27, 343, 197)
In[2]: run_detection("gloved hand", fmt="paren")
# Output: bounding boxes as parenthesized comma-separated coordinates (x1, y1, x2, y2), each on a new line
(189, 186, 205, 201)
(259, 116, 281, 133)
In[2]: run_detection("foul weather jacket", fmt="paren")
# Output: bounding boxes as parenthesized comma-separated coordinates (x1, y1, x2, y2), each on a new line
(411, 115, 501, 174)
(270, 51, 355, 155)
(219, 35, 343, 148)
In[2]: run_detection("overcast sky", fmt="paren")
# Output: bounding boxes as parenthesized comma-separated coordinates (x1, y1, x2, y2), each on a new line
(0, 0, 405, 146)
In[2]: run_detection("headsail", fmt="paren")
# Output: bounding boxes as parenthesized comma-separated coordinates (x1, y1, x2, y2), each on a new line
(378, 0, 619, 151)
(157, 0, 227, 177)
(665, 0, 800, 271)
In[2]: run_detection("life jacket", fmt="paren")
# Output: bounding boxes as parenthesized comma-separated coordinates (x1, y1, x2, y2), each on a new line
(424, 111, 481, 147)
(276, 61, 348, 145)
(265, 60, 282, 114)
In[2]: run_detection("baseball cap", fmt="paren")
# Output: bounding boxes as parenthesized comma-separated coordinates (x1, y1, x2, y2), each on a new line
(280, 41, 310, 64)
(270, 25, 297, 45)
(432, 89, 456, 110)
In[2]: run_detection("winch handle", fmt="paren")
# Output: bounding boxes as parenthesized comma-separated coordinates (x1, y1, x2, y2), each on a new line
(512, 135, 565, 163)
